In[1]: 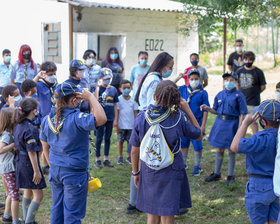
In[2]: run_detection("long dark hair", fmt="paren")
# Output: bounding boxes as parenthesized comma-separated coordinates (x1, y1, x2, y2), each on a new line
(0, 108, 16, 136)
(155, 80, 181, 115)
(105, 47, 124, 69)
(134, 52, 173, 104)
(12, 98, 38, 124)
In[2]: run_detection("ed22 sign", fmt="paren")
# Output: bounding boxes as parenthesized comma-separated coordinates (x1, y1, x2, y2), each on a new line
(145, 39, 164, 51)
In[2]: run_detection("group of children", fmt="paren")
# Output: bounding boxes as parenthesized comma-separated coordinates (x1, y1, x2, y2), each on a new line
(0, 44, 279, 224)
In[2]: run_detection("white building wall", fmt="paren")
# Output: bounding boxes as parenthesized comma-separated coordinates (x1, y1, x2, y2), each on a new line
(0, 0, 69, 82)
(73, 7, 198, 80)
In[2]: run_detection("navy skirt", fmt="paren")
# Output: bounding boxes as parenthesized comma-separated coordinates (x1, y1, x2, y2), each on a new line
(136, 152, 191, 216)
(15, 154, 46, 189)
(208, 116, 239, 149)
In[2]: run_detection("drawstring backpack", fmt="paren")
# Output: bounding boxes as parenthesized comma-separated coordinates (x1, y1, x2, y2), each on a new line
(140, 108, 181, 170)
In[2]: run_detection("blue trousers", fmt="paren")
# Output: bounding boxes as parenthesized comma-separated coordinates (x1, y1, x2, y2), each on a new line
(95, 121, 113, 157)
(49, 165, 89, 224)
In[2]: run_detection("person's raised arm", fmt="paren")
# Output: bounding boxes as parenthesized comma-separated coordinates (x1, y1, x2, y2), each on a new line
(80, 89, 107, 127)
(173, 73, 184, 84)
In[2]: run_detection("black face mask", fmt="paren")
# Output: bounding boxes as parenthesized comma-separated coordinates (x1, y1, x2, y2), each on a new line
(23, 53, 31, 60)
(245, 62, 253, 68)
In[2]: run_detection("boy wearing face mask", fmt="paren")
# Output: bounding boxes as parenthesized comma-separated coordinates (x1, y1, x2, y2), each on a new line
(115, 79, 138, 165)
(236, 51, 266, 135)
(1, 85, 22, 110)
(178, 69, 209, 175)
(227, 39, 245, 72)
(94, 68, 119, 168)
(83, 49, 101, 93)
(201, 72, 247, 185)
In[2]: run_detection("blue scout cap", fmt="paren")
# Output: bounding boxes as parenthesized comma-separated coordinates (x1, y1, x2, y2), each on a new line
(222, 72, 238, 79)
(100, 68, 113, 79)
(69, 60, 87, 70)
(187, 69, 200, 77)
(253, 99, 280, 121)
(55, 81, 82, 99)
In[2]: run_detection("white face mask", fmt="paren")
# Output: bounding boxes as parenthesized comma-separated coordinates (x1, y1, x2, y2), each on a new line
(276, 91, 280, 100)
(85, 58, 96, 66)
(45, 75, 57, 84)
(189, 80, 200, 89)
(236, 46, 243, 52)
(14, 95, 22, 107)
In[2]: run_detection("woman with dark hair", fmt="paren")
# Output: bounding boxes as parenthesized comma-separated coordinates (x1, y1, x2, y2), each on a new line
(10, 45, 37, 96)
(135, 52, 174, 111)
(100, 47, 124, 95)
(83, 49, 101, 93)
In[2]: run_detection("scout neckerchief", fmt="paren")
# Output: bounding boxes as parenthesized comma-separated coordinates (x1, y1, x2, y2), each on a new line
(24, 64, 28, 80)
(145, 105, 171, 125)
(39, 78, 57, 107)
(47, 109, 76, 135)
(186, 84, 203, 103)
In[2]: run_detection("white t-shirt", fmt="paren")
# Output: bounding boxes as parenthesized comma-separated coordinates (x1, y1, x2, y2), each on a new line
(117, 95, 139, 130)
(274, 127, 280, 196)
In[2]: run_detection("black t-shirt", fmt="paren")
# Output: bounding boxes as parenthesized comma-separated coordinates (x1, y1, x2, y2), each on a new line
(236, 66, 266, 106)
(227, 52, 244, 72)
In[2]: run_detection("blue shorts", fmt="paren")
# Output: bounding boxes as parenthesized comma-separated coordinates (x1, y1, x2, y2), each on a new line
(245, 177, 280, 224)
(181, 137, 203, 152)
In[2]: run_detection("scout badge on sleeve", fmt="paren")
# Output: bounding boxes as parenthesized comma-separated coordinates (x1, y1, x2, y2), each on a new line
(140, 107, 181, 170)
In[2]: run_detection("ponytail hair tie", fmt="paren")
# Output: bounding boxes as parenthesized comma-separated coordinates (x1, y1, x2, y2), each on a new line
(18, 107, 22, 111)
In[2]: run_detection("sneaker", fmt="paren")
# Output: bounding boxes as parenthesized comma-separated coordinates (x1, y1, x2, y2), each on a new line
(117, 157, 124, 165)
(202, 133, 207, 141)
(2, 216, 12, 223)
(191, 166, 203, 176)
(126, 204, 137, 214)
(126, 157, 131, 164)
(226, 176, 235, 185)
(103, 160, 114, 167)
(205, 172, 221, 182)
(0, 203, 5, 210)
(42, 165, 50, 175)
(94, 160, 103, 168)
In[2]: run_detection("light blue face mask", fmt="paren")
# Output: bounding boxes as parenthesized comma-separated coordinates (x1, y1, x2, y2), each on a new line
(103, 79, 111, 85)
(14, 95, 22, 107)
(139, 60, 147, 66)
(110, 53, 118, 60)
(162, 69, 172, 78)
(122, 89, 131, 96)
(224, 81, 236, 90)
(4, 56, 11, 63)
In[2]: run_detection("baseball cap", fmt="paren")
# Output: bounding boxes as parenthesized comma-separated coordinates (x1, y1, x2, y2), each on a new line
(100, 68, 113, 79)
(69, 60, 87, 70)
(187, 68, 200, 77)
(222, 72, 238, 79)
(55, 81, 82, 99)
(253, 99, 280, 121)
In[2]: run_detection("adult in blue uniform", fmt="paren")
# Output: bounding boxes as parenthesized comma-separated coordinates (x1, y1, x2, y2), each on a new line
(40, 81, 106, 224)
(202, 72, 248, 185)
(0, 49, 12, 109)
(83, 49, 101, 93)
(231, 99, 280, 224)
(66, 60, 90, 112)
(131, 80, 202, 224)
(10, 45, 37, 97)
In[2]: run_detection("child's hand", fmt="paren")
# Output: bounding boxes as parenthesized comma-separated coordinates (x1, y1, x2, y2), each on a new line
(243, 112, 260, 126)
(200, 104, 209, 111)
(80, 89, 94, 101)
(179, 98, 189, 109)
(7, 95, 15, 108)
(134, 175, 139, 188)
(33, 171, 42, 185)
(37, 71, 47, 80)
(201, 125, 206, 135)
(179, 73, 184, 78)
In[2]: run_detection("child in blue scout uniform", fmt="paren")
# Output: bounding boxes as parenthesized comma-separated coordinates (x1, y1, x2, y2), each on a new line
(130, 80, 202, 223)
(10, 45, 37, 97)
(40, 81, 106, 224)
(1, 85, 22, 110)
(201, 72, 248, 185)
(66, 60, 90, 112)
(179, 69, 210, 176)
(0, 108, 21, 224)
(231, 99, 280, 224)
(83, 49, 101, 93)
(94, 68, 119, 168)
(12, 98, 45, 224)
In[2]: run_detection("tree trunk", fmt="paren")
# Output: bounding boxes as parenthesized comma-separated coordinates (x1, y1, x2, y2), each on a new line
(276, 25, 279, 54)
(271, 19, 277, 67)
(223, 17, 227, 73)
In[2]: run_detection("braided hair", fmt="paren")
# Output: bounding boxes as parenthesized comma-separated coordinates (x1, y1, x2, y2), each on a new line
(154, 80, 181, 115)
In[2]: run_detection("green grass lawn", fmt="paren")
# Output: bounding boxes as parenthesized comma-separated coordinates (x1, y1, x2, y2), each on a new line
(31, 113, 252, 223)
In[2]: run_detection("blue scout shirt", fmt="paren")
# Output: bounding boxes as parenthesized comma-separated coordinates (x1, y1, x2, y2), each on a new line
(10, 61, 37, 83)
(238, 128, 277, 176)
(0, 63, 12, 88)
(14, 119, 42, 161)
(179, 84, 210, 119)
(130, 64, 150, 99)
(84, 64, 101, 92)
(40, 107, 97, 170)
(37, 79, 57, 117)
(97, 85, 119, 121)
(213, 88, 248, 117)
